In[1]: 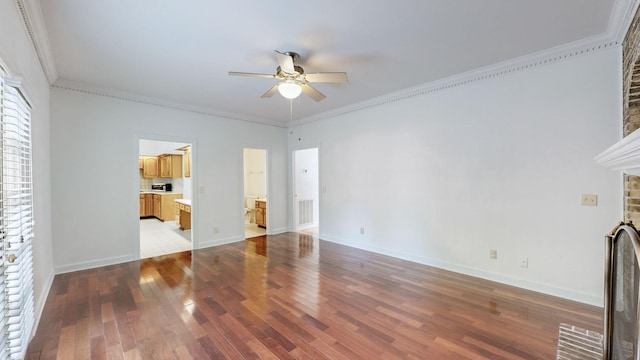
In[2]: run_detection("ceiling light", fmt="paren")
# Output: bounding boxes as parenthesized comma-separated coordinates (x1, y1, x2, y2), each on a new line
(278, 82, 302, 99)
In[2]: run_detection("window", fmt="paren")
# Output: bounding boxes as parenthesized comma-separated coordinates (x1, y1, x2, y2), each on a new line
(0, 67, 35, 360)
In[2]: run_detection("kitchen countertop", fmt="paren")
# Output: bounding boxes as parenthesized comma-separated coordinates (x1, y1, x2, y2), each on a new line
(175, 199, 191, 206)
(139, 190, 183, 195)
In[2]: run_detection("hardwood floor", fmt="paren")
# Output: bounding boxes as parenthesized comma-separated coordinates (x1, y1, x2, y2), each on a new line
(27, 232, 602, 359)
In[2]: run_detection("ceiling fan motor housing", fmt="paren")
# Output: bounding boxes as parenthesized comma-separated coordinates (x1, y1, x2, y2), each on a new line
(277, 65, 305, 78)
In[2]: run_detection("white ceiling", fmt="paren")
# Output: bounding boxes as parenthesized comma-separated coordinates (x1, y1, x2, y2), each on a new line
(34, 0, 624, 126)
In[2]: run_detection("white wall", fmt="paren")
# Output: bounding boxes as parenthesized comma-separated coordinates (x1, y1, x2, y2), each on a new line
(243, 148, 267, 199)
(289, 47, 623, 305)
(0, 1, 54, 333)
(51, 89, 288, 272)
(294, 148, 319, 226)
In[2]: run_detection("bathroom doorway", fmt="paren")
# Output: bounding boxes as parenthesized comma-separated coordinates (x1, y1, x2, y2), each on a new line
(293, 148, 319, 235)
(243, 148, 268, 238)
(138, 139, 194, 258)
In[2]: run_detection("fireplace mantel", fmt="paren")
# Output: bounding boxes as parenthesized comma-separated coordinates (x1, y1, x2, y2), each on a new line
(595, 129, 640, 176)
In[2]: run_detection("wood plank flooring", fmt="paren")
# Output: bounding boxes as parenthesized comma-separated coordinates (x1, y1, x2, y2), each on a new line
(27, 232, 602, 359)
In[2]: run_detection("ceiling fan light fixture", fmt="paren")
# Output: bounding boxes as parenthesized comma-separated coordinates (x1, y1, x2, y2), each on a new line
(278, 82, 302, 99)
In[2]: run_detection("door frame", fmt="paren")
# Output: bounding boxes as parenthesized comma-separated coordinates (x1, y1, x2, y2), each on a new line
(241, 145, 271, 238)
(290, 145, 321, 233)
(134, 133, 198, 259)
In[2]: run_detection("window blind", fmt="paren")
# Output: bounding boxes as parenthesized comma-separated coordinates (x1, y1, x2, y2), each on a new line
(0, 71, 35, 360)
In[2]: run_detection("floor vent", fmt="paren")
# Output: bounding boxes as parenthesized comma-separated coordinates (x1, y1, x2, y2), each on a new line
(298, 199, 313, 225)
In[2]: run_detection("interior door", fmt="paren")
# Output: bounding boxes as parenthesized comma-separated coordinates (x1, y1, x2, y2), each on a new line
(293, 148, 319, 231)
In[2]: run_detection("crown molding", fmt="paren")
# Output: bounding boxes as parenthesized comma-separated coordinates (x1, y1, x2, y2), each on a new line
(288, 34, 619, 127)
(17, 0, 639, 128)
(610, 0, 640, 43)
(14, 0, 57, 84)
(289, 0, 639, 127)
(52, 79, 287, 128)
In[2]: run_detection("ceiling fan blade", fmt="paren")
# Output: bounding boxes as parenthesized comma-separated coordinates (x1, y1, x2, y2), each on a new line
(261, 84, 279, 98)
(275, 50, 296, 74)
(304, 72, 348, 83)
(300, 83, 326, 102)
(229, 71, 276, 79)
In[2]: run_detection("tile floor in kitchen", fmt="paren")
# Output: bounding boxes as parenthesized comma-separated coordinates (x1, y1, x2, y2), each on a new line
(140, 218, 191, 258)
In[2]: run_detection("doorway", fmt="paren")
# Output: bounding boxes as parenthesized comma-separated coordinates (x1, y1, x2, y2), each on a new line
(243, 148, 268, 238)
(138, 139, 193, 258)
(293, 148, 319, 235)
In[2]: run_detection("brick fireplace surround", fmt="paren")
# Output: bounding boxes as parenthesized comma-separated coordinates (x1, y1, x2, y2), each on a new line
(624, 6, 640, 224)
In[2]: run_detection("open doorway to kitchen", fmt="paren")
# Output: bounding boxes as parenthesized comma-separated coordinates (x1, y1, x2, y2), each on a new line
(139, 139, 193, 258)
(293, 148, 319, 236)
(243, 148, 268, 238)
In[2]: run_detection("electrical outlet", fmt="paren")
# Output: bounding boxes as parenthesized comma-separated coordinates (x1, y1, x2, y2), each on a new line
(490, 249, 497, 260)
(519, 257, 529, 268)
(581, 194, 598, 206)
(213, 227, 219, 234)
(360, 227, 364, 235)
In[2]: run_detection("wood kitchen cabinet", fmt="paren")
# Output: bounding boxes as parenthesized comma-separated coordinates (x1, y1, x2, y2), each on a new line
(139, 194, 153, 217)
(177, 145, 191, 178)
(255, 200, 266, 228)
(139, 195, 147, 216)
(183, 146, 191, 178)
(175, 200, 191, 230)
(160, 194, 181, 221)
(153, 194, 161, 218)
(159, 154, 183, 178)
(140, 156, 159, 178)
(139, 192, 182, 221)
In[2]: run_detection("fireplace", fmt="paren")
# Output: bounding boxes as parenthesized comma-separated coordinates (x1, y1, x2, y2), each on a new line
(604, 222, 640, 359)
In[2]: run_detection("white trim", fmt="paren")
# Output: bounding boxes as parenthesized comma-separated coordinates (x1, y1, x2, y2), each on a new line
(269, 227, 288, 235)
(290, 146, 321, 233)
(610, 0, 640, 43)
(31, 270, 54, 339)
(13, 0, 58, 84)
(241, 145, 272, 238)
(52, 79, 287, 128)
(289, 35, 619, 126)
(19, 0, 640, 128)
(134, 134, 198, 255)
(320, 234, 602, 306)
(198, 236, 244, 249)
(54, 254, 135, 274)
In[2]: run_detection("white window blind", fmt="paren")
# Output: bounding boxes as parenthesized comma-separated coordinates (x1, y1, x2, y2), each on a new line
(0, 70, 35, 360)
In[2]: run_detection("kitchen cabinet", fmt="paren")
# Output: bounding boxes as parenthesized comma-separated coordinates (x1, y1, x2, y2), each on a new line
(139, 192, 182, 221)
(153, 194, 161, 218)
(159, 154, 183, 178)
(183, 146, 191, 178)
(177, 145, 191, 178)
(255, 200, 266, 228)
(141, 156, 159, 178)
(139, 194, 153, 217)
(175, 199, 191, 230)
(160, 194, 181, 221)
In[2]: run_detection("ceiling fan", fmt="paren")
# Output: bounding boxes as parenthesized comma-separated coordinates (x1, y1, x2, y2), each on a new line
(229, 50, 348, 102)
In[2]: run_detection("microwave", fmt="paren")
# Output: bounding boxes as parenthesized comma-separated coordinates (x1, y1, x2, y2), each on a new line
(151, 183, 172, 191)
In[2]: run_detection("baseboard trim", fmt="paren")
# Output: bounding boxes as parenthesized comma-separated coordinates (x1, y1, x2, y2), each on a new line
(270, 227, 289, 235)
(31, 269, 54, 339)
(54, 254, 136, 275)
(198, 236, 244, 249)
(320, 235, 602, 307)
